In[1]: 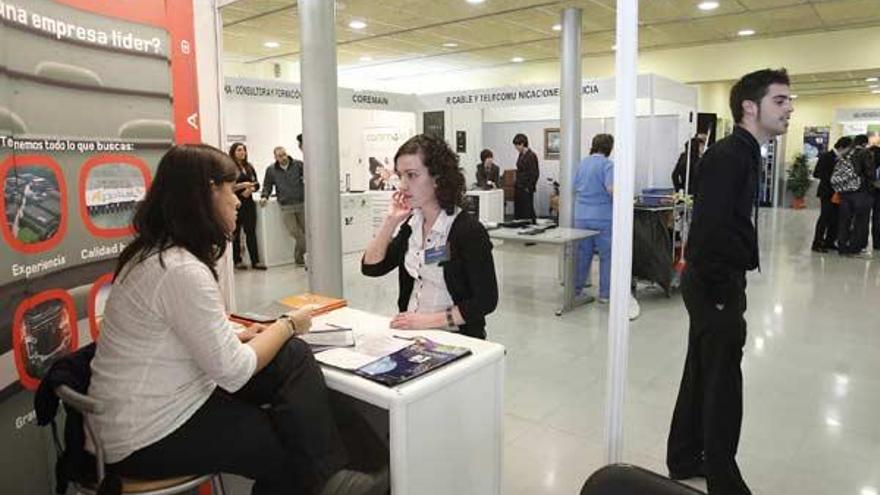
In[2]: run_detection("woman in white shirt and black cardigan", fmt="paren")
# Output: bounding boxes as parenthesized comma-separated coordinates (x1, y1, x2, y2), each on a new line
(362, 134, 498, 339)
(88, 145, 387, 495)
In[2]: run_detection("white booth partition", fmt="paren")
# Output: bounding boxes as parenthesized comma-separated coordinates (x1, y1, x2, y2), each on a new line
(835, 107, 880, 136)
(417, 74, 698, 217)
(223, 78, 418, 259)
(224, 78, 418, 193)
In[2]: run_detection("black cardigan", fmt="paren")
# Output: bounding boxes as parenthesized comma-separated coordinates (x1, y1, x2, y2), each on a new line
(361, 212, 498, 339)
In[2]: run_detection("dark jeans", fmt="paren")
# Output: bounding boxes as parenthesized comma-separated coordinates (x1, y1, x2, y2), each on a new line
(872, 190, 880, 250)
(233, 199, 260, 265)
(513, 186, 536, 221)
(109, 339, 349, 495)
(811, 195, 838, 249)
(668, 266, 751, 495)
(838, 191, 871, 254)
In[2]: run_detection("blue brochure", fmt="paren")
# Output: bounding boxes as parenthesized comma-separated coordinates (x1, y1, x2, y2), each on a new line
(354, 338, 471, 386)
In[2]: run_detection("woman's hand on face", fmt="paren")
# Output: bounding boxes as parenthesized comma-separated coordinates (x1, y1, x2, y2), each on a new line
(388, 191, 412, 223)
(389, 312, 434, 330)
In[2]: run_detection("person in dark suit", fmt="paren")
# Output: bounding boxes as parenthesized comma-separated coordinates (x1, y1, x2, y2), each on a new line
(867, 131, 880, 250)
(672, 136, 706, 194)
(837, 134, 874, 255)
(512, 134, 539, 221)
(811, 136, 852, 252)
(475, 149, 500, 190)
(667, 68, 794, 495)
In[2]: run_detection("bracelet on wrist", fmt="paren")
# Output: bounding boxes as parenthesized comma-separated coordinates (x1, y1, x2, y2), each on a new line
(277, 315, 296, 338)
(445, 307, 455, 329)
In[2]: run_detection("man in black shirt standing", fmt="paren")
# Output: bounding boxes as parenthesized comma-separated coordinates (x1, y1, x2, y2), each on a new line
(512, 133, 539, 221)
(667, 69, 793, 495)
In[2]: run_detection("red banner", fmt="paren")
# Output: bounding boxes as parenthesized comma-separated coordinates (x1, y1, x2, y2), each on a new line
(166, 0, 201, 143)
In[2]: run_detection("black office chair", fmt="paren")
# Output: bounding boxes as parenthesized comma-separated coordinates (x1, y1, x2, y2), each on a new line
(581, 464, 705, 495)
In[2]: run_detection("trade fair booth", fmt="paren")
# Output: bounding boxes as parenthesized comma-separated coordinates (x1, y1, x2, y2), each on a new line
(417, 74, 698, 216)
(223, 78, 418, 263)
(224, 74, 696, 264)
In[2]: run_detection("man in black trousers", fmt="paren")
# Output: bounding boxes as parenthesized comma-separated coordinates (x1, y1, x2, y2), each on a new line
(837, 134, 873, 256)
(867, 131, 880, 250)
(811, 136, 852, 252)
(667, 69, 794, 495)
(512, 133, 539, 222)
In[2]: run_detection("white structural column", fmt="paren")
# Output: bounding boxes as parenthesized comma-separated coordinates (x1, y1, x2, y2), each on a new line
(299, 0, 344, 297)
(211, 0, 235, 310)
(558, 7, 582, 229)
(605, 0, 638, 464)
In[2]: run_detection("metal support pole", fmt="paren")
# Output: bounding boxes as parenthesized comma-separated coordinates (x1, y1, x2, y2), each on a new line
(605, 0, 638, 464)
(558, 7, 582, 229)
(648, 75, 656, 187)
(213, 0, 236, 311)
(299, 0, 343, 297)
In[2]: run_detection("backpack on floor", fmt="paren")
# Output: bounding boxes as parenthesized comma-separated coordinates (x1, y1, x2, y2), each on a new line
(830, 149, 862, 193)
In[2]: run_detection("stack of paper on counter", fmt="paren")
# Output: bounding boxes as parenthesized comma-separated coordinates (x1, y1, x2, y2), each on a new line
(298, 323, 355, 350)
(315, 334, 412, 370)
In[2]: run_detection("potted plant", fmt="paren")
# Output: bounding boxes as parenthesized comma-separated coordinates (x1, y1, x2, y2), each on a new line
(787, 153, 811, 209)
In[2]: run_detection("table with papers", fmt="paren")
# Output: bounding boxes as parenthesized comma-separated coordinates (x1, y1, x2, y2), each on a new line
(311, 307, 506, 495)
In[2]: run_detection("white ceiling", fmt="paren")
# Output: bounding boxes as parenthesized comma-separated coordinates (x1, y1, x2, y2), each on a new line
(220, 0, 880, 96)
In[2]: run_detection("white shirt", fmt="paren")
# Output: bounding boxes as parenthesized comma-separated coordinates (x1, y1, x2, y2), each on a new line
(404, 207, 460, 315)
(88, 247, 257, 463)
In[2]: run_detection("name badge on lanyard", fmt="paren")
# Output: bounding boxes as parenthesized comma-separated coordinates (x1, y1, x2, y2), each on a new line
(424, 244, 450, 265)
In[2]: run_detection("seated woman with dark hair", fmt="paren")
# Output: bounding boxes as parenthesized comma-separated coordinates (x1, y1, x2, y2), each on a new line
(475, 148, 500, 190)
(88, 144, 387, 495)
(362, 134, 498, 339)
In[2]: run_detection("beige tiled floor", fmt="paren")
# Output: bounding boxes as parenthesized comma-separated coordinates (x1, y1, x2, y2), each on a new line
(232, 207, 880, 495)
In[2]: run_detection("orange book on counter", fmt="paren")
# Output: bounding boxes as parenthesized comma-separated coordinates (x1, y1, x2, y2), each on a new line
(279, 293, 347, 315)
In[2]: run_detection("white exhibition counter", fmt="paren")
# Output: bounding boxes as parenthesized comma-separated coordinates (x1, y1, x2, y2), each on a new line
(255, 198, 298, 267)
(465, 189, 504, 224)
(314, 307, 505, 495)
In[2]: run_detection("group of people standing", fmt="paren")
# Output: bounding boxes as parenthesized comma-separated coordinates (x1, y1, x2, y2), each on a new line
(812, 132, 880, 255)
(228, 135, 308, 270)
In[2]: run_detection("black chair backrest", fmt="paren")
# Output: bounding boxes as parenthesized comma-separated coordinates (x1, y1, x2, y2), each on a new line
(581, 464, 705, 495)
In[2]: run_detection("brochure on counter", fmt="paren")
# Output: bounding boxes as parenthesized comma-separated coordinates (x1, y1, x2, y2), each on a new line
(316, 334, 472, 387)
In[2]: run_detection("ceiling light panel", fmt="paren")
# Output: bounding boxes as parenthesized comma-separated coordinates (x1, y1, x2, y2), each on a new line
(697, 1, 719, 11)
(640, 0, 735, 23)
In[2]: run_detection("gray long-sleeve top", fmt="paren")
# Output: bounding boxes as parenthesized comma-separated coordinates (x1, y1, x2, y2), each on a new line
(261, 158, 304, 205)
